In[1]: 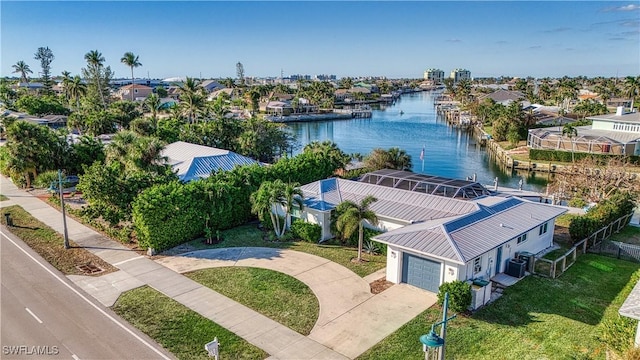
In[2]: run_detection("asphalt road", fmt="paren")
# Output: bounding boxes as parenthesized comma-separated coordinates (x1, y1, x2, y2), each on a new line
(0, 227, 175, 360)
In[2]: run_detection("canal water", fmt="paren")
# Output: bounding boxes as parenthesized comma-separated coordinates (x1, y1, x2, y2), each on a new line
(287, 91, 548, 191)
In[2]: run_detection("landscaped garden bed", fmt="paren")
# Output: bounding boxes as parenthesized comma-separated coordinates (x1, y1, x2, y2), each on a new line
(358, 254, 640, 360)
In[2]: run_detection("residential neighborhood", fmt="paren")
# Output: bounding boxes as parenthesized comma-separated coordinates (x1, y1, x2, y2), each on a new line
(2, 1, 640, 360)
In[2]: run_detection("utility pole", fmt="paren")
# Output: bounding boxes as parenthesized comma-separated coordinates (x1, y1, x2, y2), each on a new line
(58, 169, 69, 249)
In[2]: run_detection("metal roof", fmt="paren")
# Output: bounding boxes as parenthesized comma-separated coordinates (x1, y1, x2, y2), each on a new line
(161, 141, 259, 182)
(360, 169, 490, 199)
(588, 112, 640, 124)
(374, 197, 567, 264)
(300, 178, 479, 222)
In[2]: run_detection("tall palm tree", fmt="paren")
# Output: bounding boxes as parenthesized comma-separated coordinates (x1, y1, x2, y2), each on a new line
(335, 195, 379, 262)
(281, 182, 304, 234)
(61, 70, 72, 102)
(562, 123, 578, 163)
(12, 61, 33, 84)
(387, 147, 412, 171)
(67, 75, 87, 110)
(84, 50, 106, 108)
(120, 52, 142, 101)
(624, 76, 640, 111)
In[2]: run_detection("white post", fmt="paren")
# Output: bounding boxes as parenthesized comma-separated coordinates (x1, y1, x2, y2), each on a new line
(635, 322, 640, 347)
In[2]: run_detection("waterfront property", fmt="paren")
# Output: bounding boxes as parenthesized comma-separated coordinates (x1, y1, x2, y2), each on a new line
(160, 141, 260, 182)
(528, 107, 640, 155)
(295, 176, 566, 294)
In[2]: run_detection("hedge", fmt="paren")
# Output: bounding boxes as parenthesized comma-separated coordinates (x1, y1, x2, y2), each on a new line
(568, 192, 636, 243)
(529, 149, 640, 165)
(132, 151, 342, 251)
(291, 220, 322, 243)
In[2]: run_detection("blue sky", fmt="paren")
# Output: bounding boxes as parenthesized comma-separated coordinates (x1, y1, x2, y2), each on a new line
(2, 1, 639, 80)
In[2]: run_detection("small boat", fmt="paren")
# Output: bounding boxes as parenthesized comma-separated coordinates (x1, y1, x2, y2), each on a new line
(399, 110, 404, 115)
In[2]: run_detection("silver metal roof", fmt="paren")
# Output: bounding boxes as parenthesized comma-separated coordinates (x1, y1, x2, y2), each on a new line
(300, 178, 478, 222)
(374, 198, 567, 264)
(161, 141, 259, 182)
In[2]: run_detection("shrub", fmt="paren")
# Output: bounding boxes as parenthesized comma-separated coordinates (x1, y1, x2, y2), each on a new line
(437, 280, 472, 313)
(34, 170, 60, 189)
(569, 216, 600, 243)
(529, 148, 640, 165)
(291, 220, 322, 243)
(363, 240, 380, 255)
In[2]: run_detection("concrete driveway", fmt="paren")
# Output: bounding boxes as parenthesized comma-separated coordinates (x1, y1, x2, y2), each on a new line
(156, 247, 436, 359)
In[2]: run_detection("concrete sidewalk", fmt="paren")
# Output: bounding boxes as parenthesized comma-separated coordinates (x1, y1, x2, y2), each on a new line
(0, 176, 348, 360)
(158, 248, 436, 359)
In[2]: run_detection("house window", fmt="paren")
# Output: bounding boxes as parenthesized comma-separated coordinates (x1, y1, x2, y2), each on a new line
(517, 233, 528, 244)
(538, 222, 548, 235)
(473, 257, 482, 274)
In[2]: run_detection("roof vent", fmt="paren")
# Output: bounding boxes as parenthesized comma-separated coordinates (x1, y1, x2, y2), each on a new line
(616, 106, 624, 116)
(500, 223, 504, 227)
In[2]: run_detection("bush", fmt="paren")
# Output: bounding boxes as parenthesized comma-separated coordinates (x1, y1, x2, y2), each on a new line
(529, 149, 640, 165)
(34, 170, 59, 189)
(568, 192, 636, 243)
(437, 280, 472, 313)
(291, 220, 322, 243)
(569, 216, 600, 243)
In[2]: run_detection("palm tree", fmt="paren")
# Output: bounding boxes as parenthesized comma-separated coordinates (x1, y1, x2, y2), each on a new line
(387, 147, 412, 171)
(61, 70, 72, 102)
(562, 123, 578, 163)
(120, 52, 142, 101)
(250, 180, 287, 238)
(144, 93, 162, 127)
(624, 76, 640, 111)
(84, 50, 106, 108)
(178, 77, 206, 123)
(12, 61, 33, 84)
(281, 182, 304, 234)
(67, 75, 87, 110)
(335, 195, 379, 262)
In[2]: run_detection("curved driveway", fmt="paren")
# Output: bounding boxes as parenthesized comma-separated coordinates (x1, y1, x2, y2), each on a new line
(155, 247, 436, 359)
(155, 247, 373, 330)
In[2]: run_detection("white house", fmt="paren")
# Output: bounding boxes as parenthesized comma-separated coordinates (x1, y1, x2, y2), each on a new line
(161, 141, 260, 182)
(297, 177, 566, 293)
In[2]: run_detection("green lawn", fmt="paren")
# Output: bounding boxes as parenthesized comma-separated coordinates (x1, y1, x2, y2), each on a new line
(609, 225, 640, 245)
(186, 267, 319, 335)
(176, 224, 386, 277)
(0, 205, 116, 275)
(358, 254, 639, 360)
(0, 194, 8, 201)
(112, 286, 267, 360)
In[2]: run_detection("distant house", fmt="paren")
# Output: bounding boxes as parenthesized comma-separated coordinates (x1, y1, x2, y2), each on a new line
(477, 89, 525, 106)
(200, 80, 224, 93)
(161, 141, 260, 182)
(116, 84, 153, 101)
(295, 177, 566, 293)
(1, 110, 67, 129)
(528, 107, 640, 155)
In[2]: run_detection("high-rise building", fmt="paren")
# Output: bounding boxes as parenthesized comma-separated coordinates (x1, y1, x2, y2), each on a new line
(423, 69, 445, 84)
(450, 69, 471, 83)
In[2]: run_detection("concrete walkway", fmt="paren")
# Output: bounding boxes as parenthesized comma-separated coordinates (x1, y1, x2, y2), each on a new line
(2, 176, 437, 359)
(158, 248, 436, 359)
(0, 176, 347, 360)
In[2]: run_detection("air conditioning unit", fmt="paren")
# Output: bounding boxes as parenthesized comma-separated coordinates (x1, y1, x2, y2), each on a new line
(505, 258, 526, 278)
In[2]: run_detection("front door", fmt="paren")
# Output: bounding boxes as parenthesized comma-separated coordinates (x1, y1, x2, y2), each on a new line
(495, 246, 503, 274)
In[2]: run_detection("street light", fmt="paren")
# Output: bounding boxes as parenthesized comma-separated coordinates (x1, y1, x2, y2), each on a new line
(58, 169, 70, 249)
(420, 292, 456, 360)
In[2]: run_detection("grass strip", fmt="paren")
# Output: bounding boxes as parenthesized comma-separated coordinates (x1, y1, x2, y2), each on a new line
(177, 224, 386, 277)
(358, 254, 639, 360)
(113, 286, 267, 360)
(1, 205, 116, 275)
(186, 267, 319, 335)
(0, 194, 8, 201)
